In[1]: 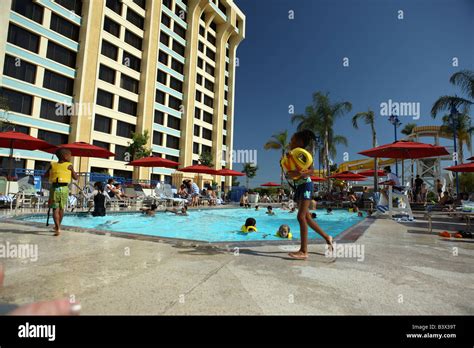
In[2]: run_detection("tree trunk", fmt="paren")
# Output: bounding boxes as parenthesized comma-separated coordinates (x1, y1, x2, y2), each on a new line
(458, 135, 464, 164)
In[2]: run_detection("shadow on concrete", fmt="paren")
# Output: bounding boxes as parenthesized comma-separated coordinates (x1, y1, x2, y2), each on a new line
(238, 248, 330, 261)
(0, 228, 53, 237)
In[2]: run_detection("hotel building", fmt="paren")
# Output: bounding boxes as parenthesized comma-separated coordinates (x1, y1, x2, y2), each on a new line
(0, 0, 245, 187)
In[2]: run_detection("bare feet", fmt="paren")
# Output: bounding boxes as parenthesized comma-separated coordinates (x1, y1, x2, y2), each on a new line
(326, 236, 334, 253)
(288, 250, 308, 260)
(54, 227, 61, 236)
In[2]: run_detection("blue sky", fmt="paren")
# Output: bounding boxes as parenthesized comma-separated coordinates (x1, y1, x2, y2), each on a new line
(231, 0, 474, 186)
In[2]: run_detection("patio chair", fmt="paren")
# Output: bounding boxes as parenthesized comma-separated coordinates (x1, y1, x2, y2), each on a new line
(376, 186, 414, 220)
(162, 184, 187, 207)
(15, 176, 39, 210)
(134, 184, 157, 207)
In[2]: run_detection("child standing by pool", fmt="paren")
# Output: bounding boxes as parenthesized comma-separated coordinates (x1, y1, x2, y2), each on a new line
(284, 130, 334, 260)
(45, 148, 78, 236)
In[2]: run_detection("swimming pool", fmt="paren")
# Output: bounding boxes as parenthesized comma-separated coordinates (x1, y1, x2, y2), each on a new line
(19, 208, 364, 243)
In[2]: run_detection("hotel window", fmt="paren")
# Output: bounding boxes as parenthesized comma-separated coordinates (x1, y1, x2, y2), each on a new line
(167, 135, 180, 150)
(121, 74, 139, 94)
(114, 145, 128, 161)
(43, 70, 74, 96)
(7, 24, 39, 53)
(0, 122, 29, 134)
(196, 74, 203, 85)
(218, 2, 227, 16)
(202, 128, 212, 141)
(0, 88, 32, 115)
(226, 46, 230, 58)
(118, 97, 137, 116)
(47, 41, 77, 68)
(210, 21, 217, 31)
(171, 59, 184, 74)
(205, 63, 215, 76)
(175, 4, 186, 21)
(99, 64, 116, 84)
(161, 13, 171, 28)
(125, 30, 142, 50)
(160, 32, 170, 46)
(223, 135, 227, 145)
(204, 79, 214, 92)
(193, 142, 199, 154)
(194, 107, 201, 119)
(3, 55, 36, 84)
(195, 90, 202, 102)
(106, 0, 122, 15)
(40, 99, 70, 124)
(167, 115, 181, 130)
(226, 61, 229, 71)
(166, 155, 179, 163)
(206, 48, 216, 61)
(158, 51, 168, 65)
(96, 89, 114, 108)
(224, 105, 228, 115)
(170, 76, 183, 92)
(197, 57, 203, 69)
(203, 95, 213, 108)
(37, 129, 68, 146)
(202, 145, 211, 154)
(102, 40, 118, 60)
(225, 90, 228, 100)
(199, 25, 205, 37)
(223, 120, 227, 130)
(56, 0, 82, 15)
(168, 95, 181, 111)
(155, 90, 165, 104)
(157, 70, 167, 84)
(117, 120, 136, 138)
(114, 169, 133, 179)
(207, 33, 216, 46)
(11, 0, 44, 24)
(127, 8, 144, 30)
(194, 125, 200, 136)
(203, 111, 212, 124)
(153, 131, 163, 145)
(225, 76, 229, 85)
(173, 23, 186, 39)
(122, 51, 141, 72)
(94, 114, 111, 133)
(172, 41, 185, 56)
(154, 110, 164, 124)
(92, 141, 109, 151)
(198, 41, 204, 53)
(50, 13, 80, 41)
(162, 0, 172, 10)
(104, 17, 120, 37)
(133, 0, 146, 9)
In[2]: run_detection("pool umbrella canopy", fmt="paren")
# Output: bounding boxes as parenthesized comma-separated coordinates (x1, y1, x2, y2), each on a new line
(215, 168, 245, 176)
(467, 156, 474, 161)
(357, 169, 386, 177)
(310, 175, 326, 182)
(0, 131, 55, 178)
(358, 140, 449, 159)
(445, 162, 474, 173)
(44, 141, 114, 158)
(261, 182, 280, 187)
(179, 164, 217, 175)
(127, 156, 179, 168)
(329, 171, 368, 181)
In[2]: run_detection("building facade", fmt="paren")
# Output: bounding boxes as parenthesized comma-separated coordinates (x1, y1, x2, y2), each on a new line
(0, 0, 245, 187)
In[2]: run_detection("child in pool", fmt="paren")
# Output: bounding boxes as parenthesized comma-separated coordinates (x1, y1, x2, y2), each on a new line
(266, 206, 275, 215)
(326, 208, 333, 215)
(141, 204, 158, 216)
(289, 207, 296, 213)
(311, 212, 317, 219)
(357, 211, 363, 217)
(276, 224, 292, 239)
(255, 205, 259, 211)
(241, 217, 257, 232)
(284, 130, 334, 260)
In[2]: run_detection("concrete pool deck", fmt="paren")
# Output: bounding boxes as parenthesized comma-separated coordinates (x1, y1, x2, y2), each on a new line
(0, 214, 473, 315)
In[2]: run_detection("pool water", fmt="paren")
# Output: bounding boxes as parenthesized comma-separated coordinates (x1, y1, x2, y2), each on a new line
(21, 208, 364, 243)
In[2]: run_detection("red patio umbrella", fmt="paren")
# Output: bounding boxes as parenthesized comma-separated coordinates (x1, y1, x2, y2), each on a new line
(44, 141, 114, 158)
(215, 168, 245, 177)
(310, 175, 326, 182)
(127, 156, 179, 168)
(261, 182, 280, 187)
(0, 131, 55, 179)
(466, 156, 474, 161)
(445, 162, 474, 173)
(358, 140, 449, 159)
(329, 171, 368, 181)
(357, 169, 386, 177)
(179, 164, 217, 175)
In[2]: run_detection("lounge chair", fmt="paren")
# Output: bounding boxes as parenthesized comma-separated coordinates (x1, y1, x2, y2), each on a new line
(162, 184, 187, 207)
(376, 186, 414, 220)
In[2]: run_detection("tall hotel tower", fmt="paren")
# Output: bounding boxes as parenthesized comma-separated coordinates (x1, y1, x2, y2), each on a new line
(0, 0, 245, 187)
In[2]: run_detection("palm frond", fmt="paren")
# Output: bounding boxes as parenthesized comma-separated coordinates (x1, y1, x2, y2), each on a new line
(450, 70, 474, 99)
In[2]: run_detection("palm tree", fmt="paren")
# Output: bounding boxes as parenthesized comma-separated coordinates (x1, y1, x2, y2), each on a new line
(241, 163, 258, 189)
(432, 70, 474, 164)
(291, 92, 352, 182)
(440, 111, 473, 163)
(352, 109, 378, 190)
(401, 123, 417, 137)
(264, 130, 288, 186)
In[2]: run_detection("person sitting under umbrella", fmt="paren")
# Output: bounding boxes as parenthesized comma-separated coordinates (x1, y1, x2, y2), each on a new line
(379, 166, 402, 202)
